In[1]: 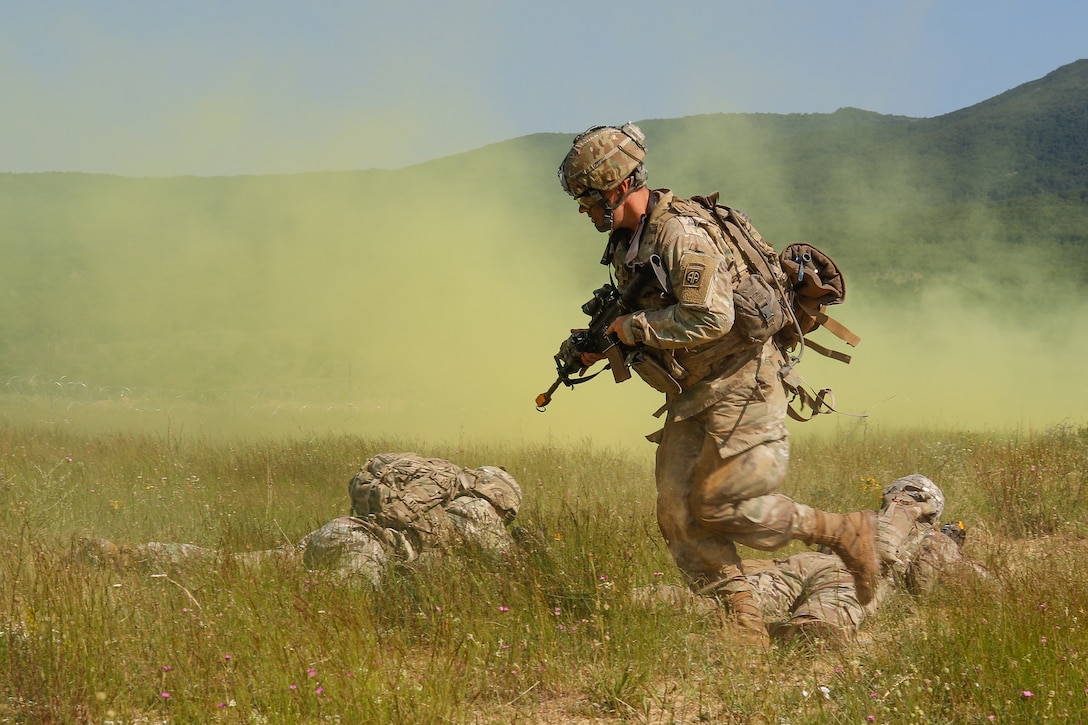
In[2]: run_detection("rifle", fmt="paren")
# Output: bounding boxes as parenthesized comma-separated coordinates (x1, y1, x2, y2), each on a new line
(535, 262, 657, 411)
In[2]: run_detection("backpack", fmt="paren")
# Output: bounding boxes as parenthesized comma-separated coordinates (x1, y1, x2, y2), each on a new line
(688, 192, 861, 421)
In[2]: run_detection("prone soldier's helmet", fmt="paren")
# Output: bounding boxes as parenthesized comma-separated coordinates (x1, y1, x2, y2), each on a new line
(558, 123, 647, 231)
(470, 466, 522, 524)
(882, 474, 945, 524)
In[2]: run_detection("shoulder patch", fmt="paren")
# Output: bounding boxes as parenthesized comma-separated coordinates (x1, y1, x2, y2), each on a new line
(676, 251, 716, 308)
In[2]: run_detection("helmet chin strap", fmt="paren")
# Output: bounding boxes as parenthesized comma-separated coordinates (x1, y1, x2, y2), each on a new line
(594, 206, 614, 233)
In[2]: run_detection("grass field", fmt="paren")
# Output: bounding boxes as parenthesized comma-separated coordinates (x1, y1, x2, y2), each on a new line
(2, 418, 1087, 723)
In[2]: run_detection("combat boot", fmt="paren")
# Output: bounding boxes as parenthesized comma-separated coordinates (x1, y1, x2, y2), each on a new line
(700, 565, 769, 647)
(725, 588, 770, 647)
(74, 537, 120, 567)
(799, 510, 879, 606)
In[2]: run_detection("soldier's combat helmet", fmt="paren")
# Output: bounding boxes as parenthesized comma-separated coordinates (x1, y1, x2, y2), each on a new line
(558, 123, 647, 232)
(882, 474, 945, 524)
(470, 466, 522, 524)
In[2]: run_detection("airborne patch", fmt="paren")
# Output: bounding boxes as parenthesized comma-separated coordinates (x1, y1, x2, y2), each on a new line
(677, 251, 715, 308)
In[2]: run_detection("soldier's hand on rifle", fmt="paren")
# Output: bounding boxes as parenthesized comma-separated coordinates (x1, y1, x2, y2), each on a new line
(580, 350, 607, 367)
(607, 315, 635, 345)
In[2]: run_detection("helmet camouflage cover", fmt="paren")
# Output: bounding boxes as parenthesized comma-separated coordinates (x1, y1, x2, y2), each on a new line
(882, 474, 945, 523)
(558, 123, 647, 199)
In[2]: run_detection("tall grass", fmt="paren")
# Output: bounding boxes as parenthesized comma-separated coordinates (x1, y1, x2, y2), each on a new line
(2, 423, 1087, 723)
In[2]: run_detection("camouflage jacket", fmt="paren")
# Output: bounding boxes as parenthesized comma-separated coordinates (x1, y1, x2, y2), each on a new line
(605, 190, 788, 450)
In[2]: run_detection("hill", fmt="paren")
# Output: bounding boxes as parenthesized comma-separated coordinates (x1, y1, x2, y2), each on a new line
(1, 61, 1086, 442)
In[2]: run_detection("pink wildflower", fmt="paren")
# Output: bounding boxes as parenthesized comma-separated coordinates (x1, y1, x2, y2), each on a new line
(498, 605, 510, 612)
(161, 692, 170, 699)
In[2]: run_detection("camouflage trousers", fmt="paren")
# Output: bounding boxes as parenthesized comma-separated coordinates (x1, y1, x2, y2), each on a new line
(655, 411, 818, 592)
(744, 552, 864, 636)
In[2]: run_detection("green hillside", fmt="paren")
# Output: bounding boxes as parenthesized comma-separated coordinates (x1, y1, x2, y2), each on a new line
(1, 60, 1086, 442)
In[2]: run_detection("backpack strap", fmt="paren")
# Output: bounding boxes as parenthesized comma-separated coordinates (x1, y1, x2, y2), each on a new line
(800, 310, 860, 363)
(785, 385, 837, 422)
(815, 311, 861, 347)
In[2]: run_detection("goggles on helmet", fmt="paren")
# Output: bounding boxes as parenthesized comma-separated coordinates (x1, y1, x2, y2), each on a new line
(573, 189, 605, 210)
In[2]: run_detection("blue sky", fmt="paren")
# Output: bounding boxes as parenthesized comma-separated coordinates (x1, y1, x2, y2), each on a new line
(2, 0, 1085, 176)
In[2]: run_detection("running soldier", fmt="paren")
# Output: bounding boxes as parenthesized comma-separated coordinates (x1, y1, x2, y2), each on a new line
(557, 124, 879, 635)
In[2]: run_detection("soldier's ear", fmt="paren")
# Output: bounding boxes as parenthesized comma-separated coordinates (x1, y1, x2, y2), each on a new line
(605, 179, 630, 204)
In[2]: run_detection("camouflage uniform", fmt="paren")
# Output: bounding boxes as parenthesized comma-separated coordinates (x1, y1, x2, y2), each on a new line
(747, 475, 985, 645)
(604, 189, 821, 595)
(76, 453, 522, 587)
(559, 124, 879, 622)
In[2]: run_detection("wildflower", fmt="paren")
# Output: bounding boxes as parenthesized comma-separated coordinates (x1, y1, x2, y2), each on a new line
(224, 654, 232, 661)
(315, 686, 324, 695)
(216, 702, 227, 708)
(1022, 690, 1035, 698)
(435, 605, 442, 613)
(181, 607, 191, 613)
(307, 667, 317, 678)
(161, 692, 170, 699)
(818, 685, 830, 700)
(1040, 636, 1047, 643)
(161, 665, 173, 672)
(499, 605, 510, 612)
(598, 574, 609, 581)
(289, 684, 298, 691)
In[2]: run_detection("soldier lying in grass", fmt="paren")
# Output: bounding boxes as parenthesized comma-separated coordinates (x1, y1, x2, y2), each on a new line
(76, 452, 522, 587)
(637, 474, 987, 647)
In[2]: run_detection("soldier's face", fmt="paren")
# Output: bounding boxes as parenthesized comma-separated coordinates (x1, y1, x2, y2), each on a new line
(579, 196, 611, 232)
(578, 186, 623, 233)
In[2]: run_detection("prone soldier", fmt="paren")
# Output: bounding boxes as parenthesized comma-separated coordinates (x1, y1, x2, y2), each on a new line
(76, 453, 522, 587)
